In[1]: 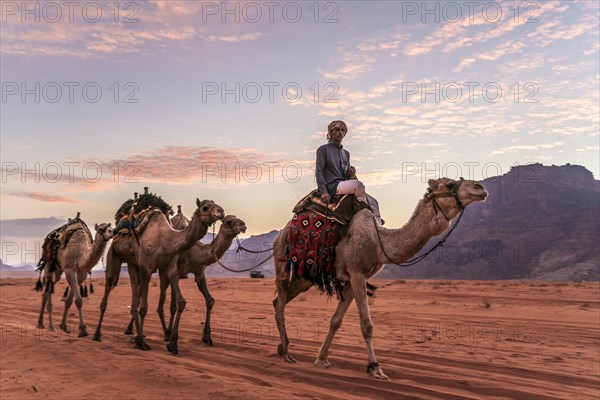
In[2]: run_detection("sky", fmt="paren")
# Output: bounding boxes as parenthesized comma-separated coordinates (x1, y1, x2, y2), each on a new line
(1, 0, 599, 259)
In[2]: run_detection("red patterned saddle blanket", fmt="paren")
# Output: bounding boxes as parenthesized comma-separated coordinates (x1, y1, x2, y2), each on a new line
(285, 189, 370, 297)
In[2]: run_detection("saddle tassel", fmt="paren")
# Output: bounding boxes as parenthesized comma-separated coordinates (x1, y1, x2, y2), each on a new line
(34, 275, 43, 292)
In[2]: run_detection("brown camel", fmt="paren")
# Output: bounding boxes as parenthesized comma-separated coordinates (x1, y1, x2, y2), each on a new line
(93, 191, 174, 340)
(37, 219, 113, 337)
(273, 178, 488, 379)
(93, 199, 224, 354)
(154, 213, 247, 344)
(118, 204, 191, 337)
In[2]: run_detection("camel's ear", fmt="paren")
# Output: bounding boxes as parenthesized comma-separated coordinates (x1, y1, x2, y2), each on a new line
(428, 179, 438, 191)
(196, 198, 201, 208)
(95, 223, 99, 230)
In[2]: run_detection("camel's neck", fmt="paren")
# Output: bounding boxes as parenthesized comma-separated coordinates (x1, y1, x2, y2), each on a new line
(167, 211, 210, 254)
(82, 235, 109, 271)
(191, 228, 235, 266)
(377, 199, 457, 265)
(209, 229, 236, 260)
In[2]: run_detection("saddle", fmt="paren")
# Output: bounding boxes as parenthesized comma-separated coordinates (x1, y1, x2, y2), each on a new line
(115, 207, 160, 236)
(286, 189, 371, 298)
(291, 189, 371, 225)
(38, 217, 92, 272)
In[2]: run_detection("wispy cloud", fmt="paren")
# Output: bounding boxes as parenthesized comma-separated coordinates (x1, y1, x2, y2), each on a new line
(207, 33, 266, 42)
(491, 141, 566, 155)
(6, 191, 81, 204)
(1, 3, 268, 59)
(453, 40, 526, 71)
(576, 146, 600, 153)
(359, 168, 404, 186)
(318, 50, 376, 81)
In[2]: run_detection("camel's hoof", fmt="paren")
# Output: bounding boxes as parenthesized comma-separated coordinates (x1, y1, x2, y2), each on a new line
(167, 342, 179, 354)
(78, 326, 88, 337)
(124, 329, 133, 336)
(48, 325, 55, 332)
(59, 323, 69, 334)
(282, 354, 296, 363)
(37, 322, 44, 329)
(134, 336, 151, 351)
(202, 337, 213, 346)
(367, 363, 388, 380)
(314, 359, 332, 368)
(92, 332, 102, 342)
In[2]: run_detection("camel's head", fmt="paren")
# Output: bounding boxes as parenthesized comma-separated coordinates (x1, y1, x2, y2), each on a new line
(427, 178, 488, 210)
(195, 198, 225, 225)
(94, 223, 114, 241)
(220, 215, 247, 236)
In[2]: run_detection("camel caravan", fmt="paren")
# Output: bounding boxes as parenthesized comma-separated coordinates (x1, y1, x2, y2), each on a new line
(35, 177, 487, 379)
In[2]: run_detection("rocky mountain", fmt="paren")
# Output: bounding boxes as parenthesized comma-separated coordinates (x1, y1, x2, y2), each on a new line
(377, 164, 599, 281)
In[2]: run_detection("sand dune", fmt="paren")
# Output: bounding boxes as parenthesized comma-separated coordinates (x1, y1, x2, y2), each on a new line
(1, 278, 598, 399)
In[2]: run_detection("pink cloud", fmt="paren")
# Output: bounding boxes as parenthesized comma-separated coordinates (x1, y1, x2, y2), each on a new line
(7, 191, 81, 204)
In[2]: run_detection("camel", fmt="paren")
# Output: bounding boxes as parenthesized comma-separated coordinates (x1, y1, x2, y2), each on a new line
(94, 193, 172, 342)
(93, 198, 224, 355)
(273, 178, 487, 379)
(93, 190, 174, 340)
(37, 219, 113, 337)
(153, 212, 247, 344)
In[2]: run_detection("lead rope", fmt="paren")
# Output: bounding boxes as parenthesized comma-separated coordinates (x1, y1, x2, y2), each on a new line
(373, 181, 466, 267)
(235, 238, 273, 254)
(212, 250, 274, 273)
(373, 207, 465, 267)
(209, 221, 273, 273)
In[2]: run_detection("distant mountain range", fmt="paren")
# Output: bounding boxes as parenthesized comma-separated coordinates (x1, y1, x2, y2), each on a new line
(2, 164, 598, 281)
(376, 163, 599, 281)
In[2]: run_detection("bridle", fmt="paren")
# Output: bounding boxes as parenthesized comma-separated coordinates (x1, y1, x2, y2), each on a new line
(97, 223, 112, 240)
(426, 177, 465, 221)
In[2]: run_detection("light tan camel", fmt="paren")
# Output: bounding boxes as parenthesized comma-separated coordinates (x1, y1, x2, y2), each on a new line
(273, 178, 487, 379)
(154, 213, 247, 344)
(37, 220, 113, 337)
(93, 199, 224, 354)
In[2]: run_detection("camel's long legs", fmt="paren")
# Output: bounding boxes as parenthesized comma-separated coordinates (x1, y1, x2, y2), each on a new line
(349, 272, 388, 380)
(130, 263, 150, 350)
(166, 264, 186, 354)
(93, 249, 123, 341)
(195, 273, 214, 345)
(315, 285, 355, 368)
(135, 265, 151, 350)
(274, 273, 313, 363)
(274, 271, 293, 363)
(166, 279, 177, 337)
(37, 276, 55, 330)
(156, 268, 171, 341)
(61, 269, 87, 336)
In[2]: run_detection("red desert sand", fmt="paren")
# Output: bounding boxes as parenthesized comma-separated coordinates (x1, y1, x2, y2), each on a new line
(1, 278, 598, 399)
